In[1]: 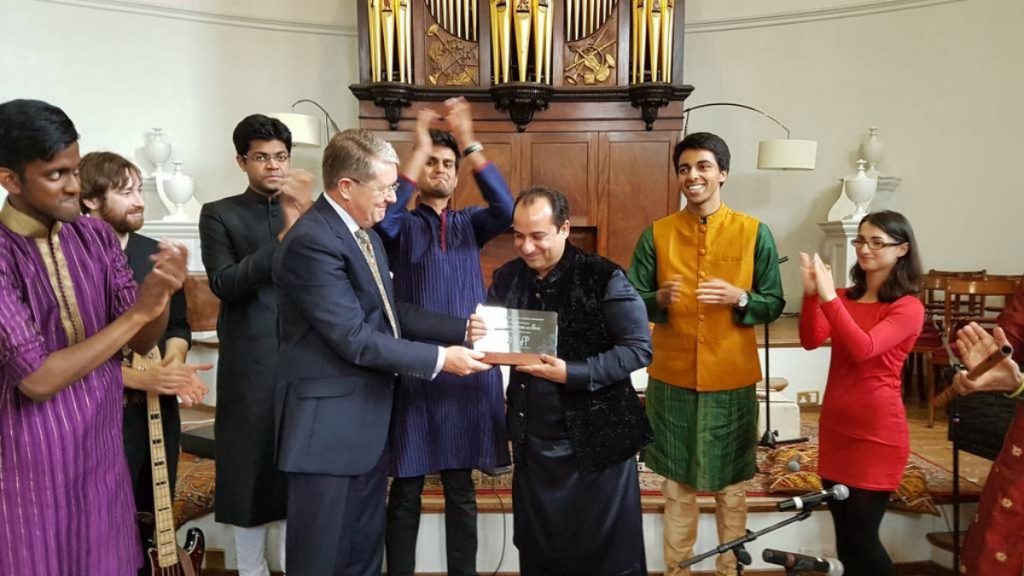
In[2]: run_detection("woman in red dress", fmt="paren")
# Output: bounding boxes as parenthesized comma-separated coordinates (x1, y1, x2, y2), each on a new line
(799, 211, 924, 576)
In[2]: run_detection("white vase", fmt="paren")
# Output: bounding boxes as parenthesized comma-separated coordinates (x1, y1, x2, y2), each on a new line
(161, 161, 194, 222)
(145, 128, 172, 175)
(859, 126, 884, 177)
(843, 159, 877, 222)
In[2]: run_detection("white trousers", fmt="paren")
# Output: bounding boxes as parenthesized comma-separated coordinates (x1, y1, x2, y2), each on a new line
(234, 522, 287, 576)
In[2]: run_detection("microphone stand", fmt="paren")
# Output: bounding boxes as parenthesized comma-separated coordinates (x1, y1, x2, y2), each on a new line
(937, 325, 965, 572)
(759, 256, 808, 448)
(678, 505, 817, 573)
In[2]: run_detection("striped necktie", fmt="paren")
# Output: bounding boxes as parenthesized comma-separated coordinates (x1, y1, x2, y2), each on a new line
(354, 228, 398, 336)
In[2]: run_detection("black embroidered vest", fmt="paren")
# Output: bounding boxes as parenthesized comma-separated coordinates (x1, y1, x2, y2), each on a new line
(490, 244, 653, 472)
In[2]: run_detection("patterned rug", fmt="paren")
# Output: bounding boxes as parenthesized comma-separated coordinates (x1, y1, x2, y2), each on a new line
(422, 422, 984, 507)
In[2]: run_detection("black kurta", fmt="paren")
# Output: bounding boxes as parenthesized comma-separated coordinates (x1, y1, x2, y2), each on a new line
(122, 233, 190, 548)
(199, 188, 287, 526)
(487, 245, 652, 576)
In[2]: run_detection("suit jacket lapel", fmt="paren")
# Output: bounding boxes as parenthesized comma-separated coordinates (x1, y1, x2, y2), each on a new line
(313, 196, 401, 337)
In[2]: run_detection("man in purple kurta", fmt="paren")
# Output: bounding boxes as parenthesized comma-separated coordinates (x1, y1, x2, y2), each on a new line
(0, 99, 187, 576)
(376, 98, 512, 576)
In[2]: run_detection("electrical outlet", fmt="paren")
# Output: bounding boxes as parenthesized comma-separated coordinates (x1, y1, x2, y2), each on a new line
(796, 391, 820, 405)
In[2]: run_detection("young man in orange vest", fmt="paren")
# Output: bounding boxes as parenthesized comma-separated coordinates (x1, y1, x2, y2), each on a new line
(627, 132, 785, 576)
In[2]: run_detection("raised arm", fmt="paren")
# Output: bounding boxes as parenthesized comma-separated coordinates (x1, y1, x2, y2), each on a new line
(799, 294, 832, 350)
(468, 163, 514, 246)
(820, 296, 924, 361)
(443, 97, 514, 244)
(8, 237, 186, 402)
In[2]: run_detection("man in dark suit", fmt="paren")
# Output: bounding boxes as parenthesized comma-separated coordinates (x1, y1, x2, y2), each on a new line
(274, 128, 491, 576)
(78, 150, 209, 575)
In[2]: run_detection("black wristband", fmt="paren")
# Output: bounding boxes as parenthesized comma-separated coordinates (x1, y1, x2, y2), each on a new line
(462, 141, 484, 157)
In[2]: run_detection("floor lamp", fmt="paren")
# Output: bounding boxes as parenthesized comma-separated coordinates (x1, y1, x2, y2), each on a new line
(682, 102, 817, 448)
(269, 98, 343, 148)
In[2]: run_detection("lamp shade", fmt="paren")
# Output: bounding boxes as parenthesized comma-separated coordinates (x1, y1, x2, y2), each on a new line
(268, 112, 322, 147)
(756, 139, 817, 171)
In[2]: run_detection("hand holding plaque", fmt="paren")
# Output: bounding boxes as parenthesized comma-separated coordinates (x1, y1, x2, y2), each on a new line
(473, 304, 558, 365)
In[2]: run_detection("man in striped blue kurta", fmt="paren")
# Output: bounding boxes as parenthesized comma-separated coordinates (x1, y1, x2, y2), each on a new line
(0, 99, 188, 576)
(376, 97, 512, 576)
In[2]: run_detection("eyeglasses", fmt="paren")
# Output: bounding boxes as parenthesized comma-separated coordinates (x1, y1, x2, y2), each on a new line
(851, 238, 904, 250)
(243, 152, 291, 164)
(349, 178, 400, 196)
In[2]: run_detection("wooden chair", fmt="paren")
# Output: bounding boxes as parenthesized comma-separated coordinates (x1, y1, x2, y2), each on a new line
(905, 270, 986, 404)
(183, 274, 220, 333)
(925, 276, 1018, 426)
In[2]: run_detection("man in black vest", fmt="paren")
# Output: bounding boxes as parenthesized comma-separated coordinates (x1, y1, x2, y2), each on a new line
(486, 186, 653, 575)
(79, 150, 209, 575)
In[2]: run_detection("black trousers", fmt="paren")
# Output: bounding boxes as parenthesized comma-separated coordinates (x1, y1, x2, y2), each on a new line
(286, 453, 389, 576)
(385, 468, 478, 576)
(823, 479, 894, 576)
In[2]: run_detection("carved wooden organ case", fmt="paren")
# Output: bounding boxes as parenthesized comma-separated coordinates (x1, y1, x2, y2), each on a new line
(351, 0, 693, 270)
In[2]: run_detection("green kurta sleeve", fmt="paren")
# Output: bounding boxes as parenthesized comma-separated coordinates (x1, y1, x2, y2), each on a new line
(734, 222, 786, 326)
(626, 225, 669, 323)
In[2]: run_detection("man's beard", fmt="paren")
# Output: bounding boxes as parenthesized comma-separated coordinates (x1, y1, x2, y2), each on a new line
(100, 204, 144, 235)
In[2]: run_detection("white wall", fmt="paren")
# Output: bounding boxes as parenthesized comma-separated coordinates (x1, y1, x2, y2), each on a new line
(3, 0, 1021, 305)
(679, 0, 1024, 308)
(0, 0, 360, 216)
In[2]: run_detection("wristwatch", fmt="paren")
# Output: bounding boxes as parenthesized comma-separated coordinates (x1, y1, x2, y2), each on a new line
(736, 291, 750, 309)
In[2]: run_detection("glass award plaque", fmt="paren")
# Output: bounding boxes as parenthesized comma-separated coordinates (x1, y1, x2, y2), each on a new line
(474, 305, 558, 365)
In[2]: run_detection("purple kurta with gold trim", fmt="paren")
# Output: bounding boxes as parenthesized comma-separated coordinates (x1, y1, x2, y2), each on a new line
(0, 203, 141, 576)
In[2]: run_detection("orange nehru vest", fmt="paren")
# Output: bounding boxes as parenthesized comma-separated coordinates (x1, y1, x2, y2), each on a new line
(648, 206, 762, 391)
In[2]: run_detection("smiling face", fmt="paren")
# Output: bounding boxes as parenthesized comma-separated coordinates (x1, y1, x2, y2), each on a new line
(0, 141, 83, 227)
(513, 196, 569, 278)
(855, 221, 909, 277)
(94, 168, 145, 235)
(236, 139, 290, 195)
(418, 145, 459, 200)
(676, 147, 727, 213)
(337, 161, 399, 229)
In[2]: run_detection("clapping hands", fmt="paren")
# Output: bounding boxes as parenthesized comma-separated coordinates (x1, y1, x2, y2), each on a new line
(799, 252, 837, 302)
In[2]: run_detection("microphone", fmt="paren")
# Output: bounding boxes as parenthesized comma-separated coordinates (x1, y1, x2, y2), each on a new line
(786, 454, 801, 472)
(763, 548, 844, 575)
(776, 484, 849, 512)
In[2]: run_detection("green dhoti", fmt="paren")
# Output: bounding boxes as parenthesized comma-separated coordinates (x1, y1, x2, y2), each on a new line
(645, 378, 758, 492)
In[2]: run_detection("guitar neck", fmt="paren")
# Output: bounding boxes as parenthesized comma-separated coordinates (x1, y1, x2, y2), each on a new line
(134, 350, 179, 568)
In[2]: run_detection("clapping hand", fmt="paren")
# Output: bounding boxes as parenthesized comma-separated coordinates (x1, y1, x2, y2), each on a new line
(656, 274, 683, 308)
(414, 107, 442, 152)
(276, 169, 315, 239)
(136, 240, 188, 321)
(799, 252, 817, 296)
(952, 323, 1023, 396)
(696, 277, 745, 307)
(811, 253, 837, 302)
